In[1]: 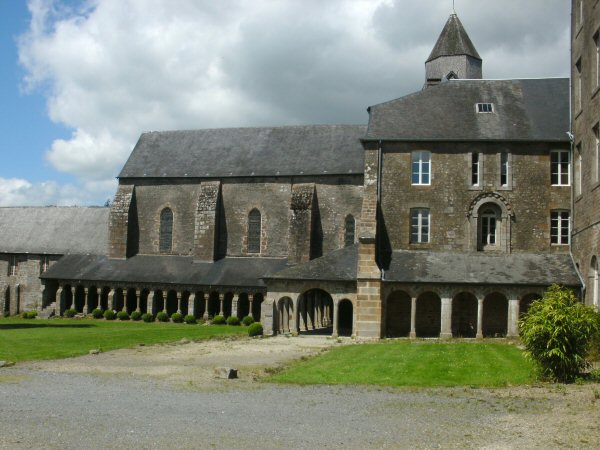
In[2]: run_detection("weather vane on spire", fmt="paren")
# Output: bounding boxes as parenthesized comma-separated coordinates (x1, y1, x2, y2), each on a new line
(452, 0, 456, 14)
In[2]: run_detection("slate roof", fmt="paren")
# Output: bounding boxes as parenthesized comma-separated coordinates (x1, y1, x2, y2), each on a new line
(0, 207, 109, 255)
(365, 78, 569, 142)
(267, 244, 358, 281)
(41, 254, 288, 288)
(384, 251, 581, 287)
(427, 14, 481, 63)
(119, 125, 367, 179)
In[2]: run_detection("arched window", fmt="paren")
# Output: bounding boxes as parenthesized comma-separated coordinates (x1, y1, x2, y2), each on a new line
(480, 208, 497, 246)
(159, 207, 173, 253)
(344, 215, 355, 247)
(248, 209, 261, 254)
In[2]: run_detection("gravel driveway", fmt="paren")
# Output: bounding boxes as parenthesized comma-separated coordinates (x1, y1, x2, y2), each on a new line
(1, 337, 599, 449)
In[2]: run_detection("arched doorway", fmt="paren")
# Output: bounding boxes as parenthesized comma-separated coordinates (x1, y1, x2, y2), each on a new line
(415, 292, 441, 337)
(385, 291, 411, 337)
(297, 289, 333, 335)
(237, 293, 249, 318)
(276, 297, 293, 334)
(223, 293, 233, 318)
(252, 293, 264, 321)
(520, 293, 541, 318)
(208, 292, 220, 317)
(483, 292, 508, 337)
(338, 299, 353, 337)
(452, 292, 478, 338)
(126, 288, 137, 313)
(166, 290, 178, 316)
(113, 288, 124, 312)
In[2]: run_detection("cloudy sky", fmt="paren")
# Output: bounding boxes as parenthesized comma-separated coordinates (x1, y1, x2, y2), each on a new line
(0, 0, 571, 206)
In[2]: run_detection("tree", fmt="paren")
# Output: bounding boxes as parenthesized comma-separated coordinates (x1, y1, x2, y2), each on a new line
(519, 284, 599, 382)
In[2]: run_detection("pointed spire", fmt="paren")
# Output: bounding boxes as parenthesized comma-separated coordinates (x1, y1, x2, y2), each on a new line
(426, 14, 481, 63)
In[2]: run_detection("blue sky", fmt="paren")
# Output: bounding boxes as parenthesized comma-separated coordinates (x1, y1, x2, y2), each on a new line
(0, 1, 570, 206)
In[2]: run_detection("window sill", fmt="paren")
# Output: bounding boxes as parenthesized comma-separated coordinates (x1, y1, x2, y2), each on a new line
(575, 193, 583, 203)
(551, 184, 571, 188)
(497, 186, 512, 191)
(411, 184, 432, 188)
(468, 185, 483, 191)
(574, 109, 583, 121)
(592, 85, 600, 100)
(592, 180, 600, 192)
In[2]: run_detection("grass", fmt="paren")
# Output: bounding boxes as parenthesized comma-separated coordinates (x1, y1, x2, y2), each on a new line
(0, 318, 245, 362)
(269, 341, 536, 387)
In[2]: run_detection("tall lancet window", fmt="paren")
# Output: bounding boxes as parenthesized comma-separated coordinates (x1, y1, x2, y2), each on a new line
(159, 207, 173, 253)
(248, 209, 261, 254)
(344, 215, 355, 247)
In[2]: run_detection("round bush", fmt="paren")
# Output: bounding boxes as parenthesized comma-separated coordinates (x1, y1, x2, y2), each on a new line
(156, 311, 169, 322)
(171, 312, 183, 323)
(248, 322, 263, 337)
(184, 314, 197, 324)
(242, 315, 255, 326)
(212, 315, 226, 325)
(64, 308, 76, 318)
(130, 310, 142, 321)
(226, 315, 241, 326)
(103, 309, 116, 320)
(27, 310, 38, 319)
(91, 308, 103, 319)
(142, 312, 154, 323)
(117, 310, 130, 321)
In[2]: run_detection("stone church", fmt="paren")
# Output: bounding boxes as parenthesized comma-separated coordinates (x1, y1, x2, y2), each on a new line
(1, 13, 582, 338)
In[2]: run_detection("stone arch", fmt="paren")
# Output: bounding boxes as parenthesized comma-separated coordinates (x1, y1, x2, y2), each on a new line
(87, 286, 99, 311)
(165, 290, 178, 316)
(159, 207, 173, 253)
(99, 287, 110, 311)
(415, 292, 441, 337)
(73, 285, 85, 312)
(297, 288, 333, 334)
(237, 293, 249, 318)
(520, 293, 542, 317)
(126, 288, 137, 313)
(385, 290, 411, 338)
(483, 292, 508, 337)
(276, 296, 293, 334)
(113, 288, 124, 312)
(451, 292, 478, 338)
(468, 192, 513, 253)
(223, 292, 233, 318)
(152, 290, 164, 315)
(208, 292, 220, 317)
(590, 256, 599, 307)
(338, 299, 353, 337)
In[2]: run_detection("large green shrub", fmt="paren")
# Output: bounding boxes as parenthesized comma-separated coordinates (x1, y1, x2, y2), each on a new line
(212, 315, 226, 325)
(226, 315, 241, 326)
(117, 311, 130, 321)
(130, 310, 142, 321)
(142, 313, 154, 323)
(242, 315, 255, 326)
(64, 308, 77, 318)
(103, 309, 116, 320)
(21, 310, 37, 319)
(519, 284, 599, 382)
(171, 312, 183, 323)
(248, 322, 263, 337)
(91, 308, 103, 319)
(156, 311, 169, 322)
(184, 314, 197, 324)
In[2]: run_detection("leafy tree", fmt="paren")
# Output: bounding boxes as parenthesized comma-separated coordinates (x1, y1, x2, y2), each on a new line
(519, 284, 599, 382)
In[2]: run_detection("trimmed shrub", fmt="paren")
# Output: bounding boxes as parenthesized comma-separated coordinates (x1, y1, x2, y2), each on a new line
(156, 311, 169, 322)
(27, 310, 38, 319)
(212, 315, 226, 325)
(130, 310, 142, 321)
(242, 315, 255, 326)
(248, 322, 263, 337)
(91, 308, 103, 319)
(184, 314, 197, 324)
(171, 312, 183, 323)
(142, 313, 154, 323)
(117, 311, 130, 321)
(227, 315, 241, 326)
(519, 284, 600, 382)
(64, 308, 77, 318)
(103, 309, 116, 320)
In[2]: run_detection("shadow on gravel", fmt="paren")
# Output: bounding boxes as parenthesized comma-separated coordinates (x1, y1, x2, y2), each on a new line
(0, 324, 94, 330)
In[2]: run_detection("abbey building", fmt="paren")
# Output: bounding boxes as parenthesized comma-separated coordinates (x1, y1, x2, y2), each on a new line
(1, 12, 585, 338)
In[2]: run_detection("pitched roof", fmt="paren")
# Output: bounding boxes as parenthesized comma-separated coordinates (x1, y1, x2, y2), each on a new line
(119, 125, 367, 179)
(365, 78, 569, 142)
(384, 251, 581, 287)
(427, 14, 481, 63)
(0, 207, 109, 255)
(41, 254, 288, 288)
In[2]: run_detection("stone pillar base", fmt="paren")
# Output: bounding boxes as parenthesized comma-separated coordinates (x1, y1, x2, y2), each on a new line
(476, 332, 483, 339)
(409, 331, 416, 339)
(439, 332, 452, 339)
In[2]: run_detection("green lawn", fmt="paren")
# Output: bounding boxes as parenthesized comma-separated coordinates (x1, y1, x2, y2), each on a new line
(269, 341, 536, 387)
(0, 318, 245, 362)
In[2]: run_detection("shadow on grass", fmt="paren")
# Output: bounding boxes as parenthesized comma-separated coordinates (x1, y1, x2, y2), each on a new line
(0, 323, 94, 330)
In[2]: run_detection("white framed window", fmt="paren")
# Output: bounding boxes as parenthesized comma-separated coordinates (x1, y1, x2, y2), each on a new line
(575, 143, 582, 196)
(480, 209, 497, 246)
(551, 150, 571, 186)
(411, 151, 431, 185)
(575, 58, 582, 111)
(476, 103, 494, 113)
(410, 208, 430, 243)
(594, 31, 600, 89)
(8, 255, 17, 276)
(471, 153, 480, 186)
(594, 124, 600, 183)
(591, 256, 599, 307)
(550, 211, 570, 245)
(500, 152, 509, 186)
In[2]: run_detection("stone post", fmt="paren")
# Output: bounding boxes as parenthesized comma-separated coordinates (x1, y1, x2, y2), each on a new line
(332, 300, 339, 338)
(107, 288, 114, 311)
(70, 286, 76, 310)
(476, 298, 484, 338)
(55, 286, 63, 316)
(162, 294, 167, 313)
(203, 293, 209, 320)
(188, 293, 195, 317)
(95, 287, 101, 310)
(135, 289, 141, 312)
(248, 293, 254, 320)
(507, 299, 520, 337)
(176, 292, 182, 314)
(440, 296, 453, 339)
(261, 296, 274, 336)
(39, 284, 46, 311)
(147, 291, 154, 315)
(218, 293, 224, 316)
(409, 297, 417, 339)
(83, 287, 89, 314)
(231, 293, 238, 318)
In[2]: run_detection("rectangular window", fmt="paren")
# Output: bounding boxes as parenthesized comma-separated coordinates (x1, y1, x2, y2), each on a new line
(551, 211, 570, 245)
(471, 153, 480, 186)
(500, 152, 509, 186)
(594, 32, 600, 89)
(476, 103, 494, 113)
(575, 143, 582, 196)
(551, 150, 570, 186)
(411, 151, 431, 185)
(410, 208, 430, 243)
(594, 124, 600, 183)
(8, 256, 17, 276)
(575, 58, 582, 111)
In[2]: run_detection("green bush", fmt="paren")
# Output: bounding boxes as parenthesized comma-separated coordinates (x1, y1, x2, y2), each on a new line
(130, 310, 142, 321)
(519, 284, 600, 382)
(142, 312, 154, 323)
(156, 311, 169, 322)
(184, 314, 197, 324)
(21, 310, 37, 319)
(248, 322, 263, 337)
(64, 308, 77, 318)
(117, 311, 130, 321)
(91, 308, 103, 319)
(103, 309, 116, 320)
(3, 311, 9, 318)
(226, 315, 241, 326)
(212, 315, 226, 325)
(171, 312, 183, 323)
(242, 315, 255, 326)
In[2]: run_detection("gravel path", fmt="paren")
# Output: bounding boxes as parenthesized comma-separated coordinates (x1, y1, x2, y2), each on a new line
(1, 338, 600, 449)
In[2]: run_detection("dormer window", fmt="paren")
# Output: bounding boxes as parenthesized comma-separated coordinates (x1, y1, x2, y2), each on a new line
(476, 103, 494, 113)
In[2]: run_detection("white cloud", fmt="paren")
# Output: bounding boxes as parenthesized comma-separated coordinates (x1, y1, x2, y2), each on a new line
(16, 0, 570, 205)
(0, 177, 112, 206)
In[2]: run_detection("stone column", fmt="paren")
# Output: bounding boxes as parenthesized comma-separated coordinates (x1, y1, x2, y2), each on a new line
(409, 297, 417, 339)
(476, 298, 484, 338)
(39, 285, 46, 311)
(188, 293, 195, 317)
(147, 291, 154, 315)
(95, 287, 101, 310)
(107, 288, 114, 311)
(176, 292, 182, 314)
(203, 293, 210, 320)
(162, 293, 167, 313)
(440, 296, 453, 339)
(70, 286, 76, 310)
(55, 286, 63, 316)
(83, 287, 89, 314)
(231, 293, 238, 318)
(332, 300, 339, 338)
(135, 289, 141, 312)
(218, 293, 224, 316)
(123, 290, 129, 312)
(248, 293, 254, 320)
(507, 298, 520, 337)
